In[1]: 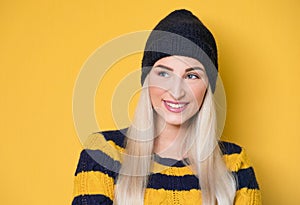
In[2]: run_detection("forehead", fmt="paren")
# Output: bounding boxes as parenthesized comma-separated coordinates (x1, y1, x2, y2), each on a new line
(153, 55, 205, 69)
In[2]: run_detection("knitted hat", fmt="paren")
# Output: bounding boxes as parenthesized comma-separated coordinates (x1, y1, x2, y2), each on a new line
(141, 9, 218, 92)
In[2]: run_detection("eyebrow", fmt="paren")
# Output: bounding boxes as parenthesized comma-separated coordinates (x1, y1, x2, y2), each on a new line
(154, 64, 205, 72)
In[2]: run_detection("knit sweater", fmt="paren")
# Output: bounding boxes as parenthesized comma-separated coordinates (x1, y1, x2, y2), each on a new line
(72, 129, 262, 205)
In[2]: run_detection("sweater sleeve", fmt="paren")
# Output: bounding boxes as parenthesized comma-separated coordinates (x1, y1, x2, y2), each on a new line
(71, 132, 123, 205)
(222, 143, 262, 205)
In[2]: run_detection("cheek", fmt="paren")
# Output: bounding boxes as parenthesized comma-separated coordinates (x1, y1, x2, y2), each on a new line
(190, 85, 207, 107)
(148, 87, 165, 105)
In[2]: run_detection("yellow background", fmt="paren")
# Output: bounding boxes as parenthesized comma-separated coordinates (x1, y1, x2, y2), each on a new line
(1, 0, 299, 204)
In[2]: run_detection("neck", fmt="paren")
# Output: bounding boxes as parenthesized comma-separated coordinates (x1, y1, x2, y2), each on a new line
(154, 116, 189, 160)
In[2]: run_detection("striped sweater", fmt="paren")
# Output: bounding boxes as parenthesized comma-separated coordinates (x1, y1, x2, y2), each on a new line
(72, 129, 262, 205)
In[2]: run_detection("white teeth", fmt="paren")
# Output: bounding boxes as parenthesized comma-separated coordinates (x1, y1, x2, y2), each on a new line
(166, 102, 185, 108)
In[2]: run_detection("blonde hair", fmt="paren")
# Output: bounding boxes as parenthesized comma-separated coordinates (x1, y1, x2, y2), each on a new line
(114, 78, 236, 205)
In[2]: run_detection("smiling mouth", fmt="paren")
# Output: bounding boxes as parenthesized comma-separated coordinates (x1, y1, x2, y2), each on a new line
(163, 100, 189, 113)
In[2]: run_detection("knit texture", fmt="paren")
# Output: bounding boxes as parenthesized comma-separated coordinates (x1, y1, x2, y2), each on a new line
(72, 129, 262, 205)
(141, 9, 218, 92)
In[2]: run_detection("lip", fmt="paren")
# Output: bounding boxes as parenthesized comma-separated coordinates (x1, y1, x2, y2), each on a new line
(163, 100, 189, 113)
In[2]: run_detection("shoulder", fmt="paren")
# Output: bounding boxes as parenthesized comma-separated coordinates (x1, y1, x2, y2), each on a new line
(84, 128, 127, 149)
(72, 129, 127, 204)
(98, 128, 128, 148)
(75, 128, 127, 175)
(220, 141, 261, 203)
(219, 141, 253, 172)
(219, 141, 243, 156)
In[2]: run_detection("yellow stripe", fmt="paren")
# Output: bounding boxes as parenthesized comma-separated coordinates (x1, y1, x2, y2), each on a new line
(152, 161, 194, 176)
(107, 139, 125, 154)
(73, 171, 115, 200)
(235, 188, 262, 205)
(83, 133, 124, 162)
(224, 148, 252, 172)
(145, 188, 201, 205)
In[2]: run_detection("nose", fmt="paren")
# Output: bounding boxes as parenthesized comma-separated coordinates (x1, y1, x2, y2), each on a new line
(168, 76, 186, 100)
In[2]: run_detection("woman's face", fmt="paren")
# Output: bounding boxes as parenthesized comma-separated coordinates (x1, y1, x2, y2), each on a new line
(148, 55, 208, 127)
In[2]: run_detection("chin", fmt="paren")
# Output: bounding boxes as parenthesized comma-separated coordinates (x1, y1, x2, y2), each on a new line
(154, 109, 197, 127)
(165, 117, 188, 126)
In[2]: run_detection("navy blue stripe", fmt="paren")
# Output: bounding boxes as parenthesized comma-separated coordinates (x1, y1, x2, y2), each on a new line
(234, 167, 260, 190)
(147, 173, 200, 190)
(75, 149, 120, 180)
(72, 194, 113, 205)
(147, 167, 259, 191)
(98, 129, 127, 148)
(219, 141, 242, 155)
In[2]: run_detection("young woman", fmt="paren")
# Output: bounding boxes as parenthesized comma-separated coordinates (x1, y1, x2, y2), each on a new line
(72, 9, 262, 205)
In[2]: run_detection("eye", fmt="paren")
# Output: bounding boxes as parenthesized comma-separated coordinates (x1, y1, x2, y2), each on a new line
(158, 71, 170, 78)
(185, 73, 200, 80)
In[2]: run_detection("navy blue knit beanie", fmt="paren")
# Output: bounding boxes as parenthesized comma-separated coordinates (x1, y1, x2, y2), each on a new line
(141, 9, 218, 92)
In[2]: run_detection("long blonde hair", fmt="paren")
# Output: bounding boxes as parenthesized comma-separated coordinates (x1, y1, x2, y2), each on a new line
(114, 78, 236, 205)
